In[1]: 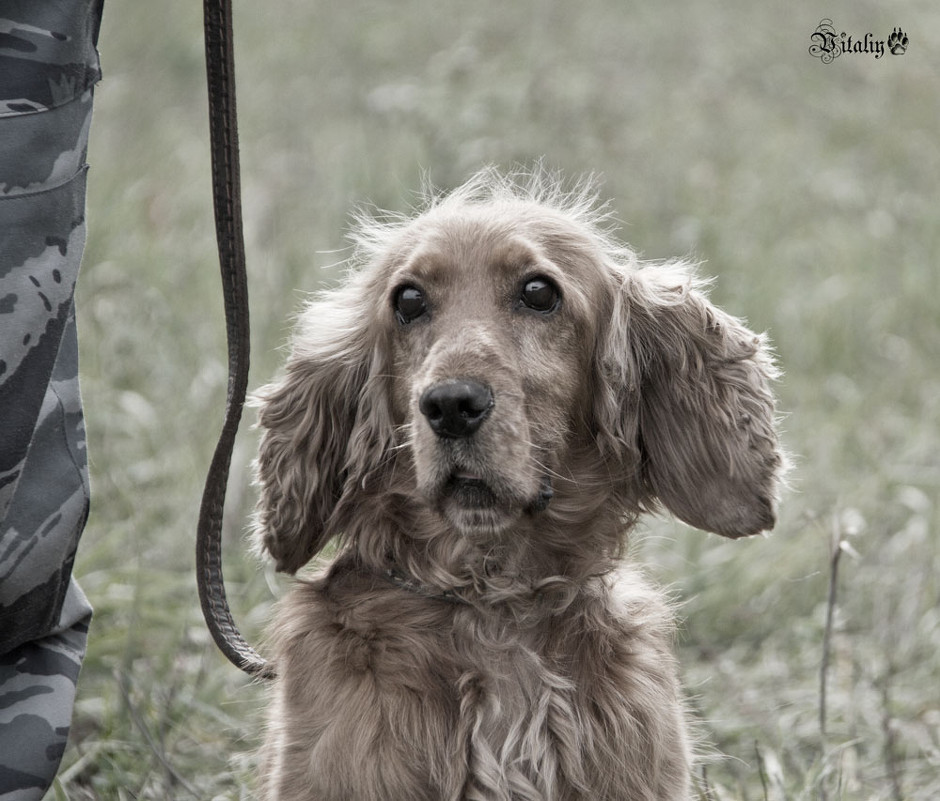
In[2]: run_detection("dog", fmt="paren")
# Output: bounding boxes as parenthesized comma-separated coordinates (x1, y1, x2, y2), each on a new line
(253, 168, 784, 800)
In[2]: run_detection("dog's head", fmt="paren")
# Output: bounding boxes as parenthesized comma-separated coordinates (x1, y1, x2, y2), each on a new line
(254, 170, 784, 574)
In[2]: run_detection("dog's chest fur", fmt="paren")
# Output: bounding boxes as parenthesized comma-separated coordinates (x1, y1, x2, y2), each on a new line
(262, 560, 691, 801)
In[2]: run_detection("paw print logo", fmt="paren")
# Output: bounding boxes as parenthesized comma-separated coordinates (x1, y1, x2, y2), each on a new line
(888, 27, 909, 55)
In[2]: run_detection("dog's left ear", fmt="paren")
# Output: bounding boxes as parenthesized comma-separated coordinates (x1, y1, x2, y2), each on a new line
(599, 263, 784, 538)
(253, 271, 394, 573)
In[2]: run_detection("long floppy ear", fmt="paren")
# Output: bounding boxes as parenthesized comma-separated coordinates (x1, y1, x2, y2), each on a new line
(253, 270, 393, 573)
(601, 262, 784, 538)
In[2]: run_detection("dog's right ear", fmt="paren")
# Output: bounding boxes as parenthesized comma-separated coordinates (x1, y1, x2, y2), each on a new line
(253, 271, 392, 573)
(595, 261, 784, 539)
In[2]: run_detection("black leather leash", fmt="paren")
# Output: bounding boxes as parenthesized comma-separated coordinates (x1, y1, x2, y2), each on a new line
(197, 0, 274, 680)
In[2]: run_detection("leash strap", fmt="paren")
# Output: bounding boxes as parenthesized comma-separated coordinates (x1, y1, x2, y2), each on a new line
(197, 0, 274, 679)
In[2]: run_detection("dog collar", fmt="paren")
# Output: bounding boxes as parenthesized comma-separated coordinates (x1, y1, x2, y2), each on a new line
(381, 566, 469, 606)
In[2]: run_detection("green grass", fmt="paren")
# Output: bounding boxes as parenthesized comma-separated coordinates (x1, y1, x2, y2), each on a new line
(56, 0, 939, 797)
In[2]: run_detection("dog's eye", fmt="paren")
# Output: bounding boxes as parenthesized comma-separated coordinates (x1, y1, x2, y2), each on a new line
(519, 277, 560, 314)
(394, 285, 428, 324)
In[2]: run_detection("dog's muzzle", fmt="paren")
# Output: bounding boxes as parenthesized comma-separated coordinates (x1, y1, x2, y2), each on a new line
(417, 378, 554, 519)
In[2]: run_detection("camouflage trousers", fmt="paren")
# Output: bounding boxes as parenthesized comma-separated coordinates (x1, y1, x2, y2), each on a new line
(0, 1, 103, 797)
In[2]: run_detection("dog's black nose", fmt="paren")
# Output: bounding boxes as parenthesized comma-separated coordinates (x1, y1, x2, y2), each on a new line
(419, 379, 493, 439)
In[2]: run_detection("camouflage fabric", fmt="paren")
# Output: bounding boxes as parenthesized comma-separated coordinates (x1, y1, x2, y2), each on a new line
(0, 1, 103, 797)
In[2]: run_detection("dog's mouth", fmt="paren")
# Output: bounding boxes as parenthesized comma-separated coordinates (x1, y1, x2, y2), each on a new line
(435, 468, 554, 531)
(443, 471, 498, 509)
(529, 474, 554, 513)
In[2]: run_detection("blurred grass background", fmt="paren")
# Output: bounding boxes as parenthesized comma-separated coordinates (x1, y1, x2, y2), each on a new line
(55, 0, 939, 797)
